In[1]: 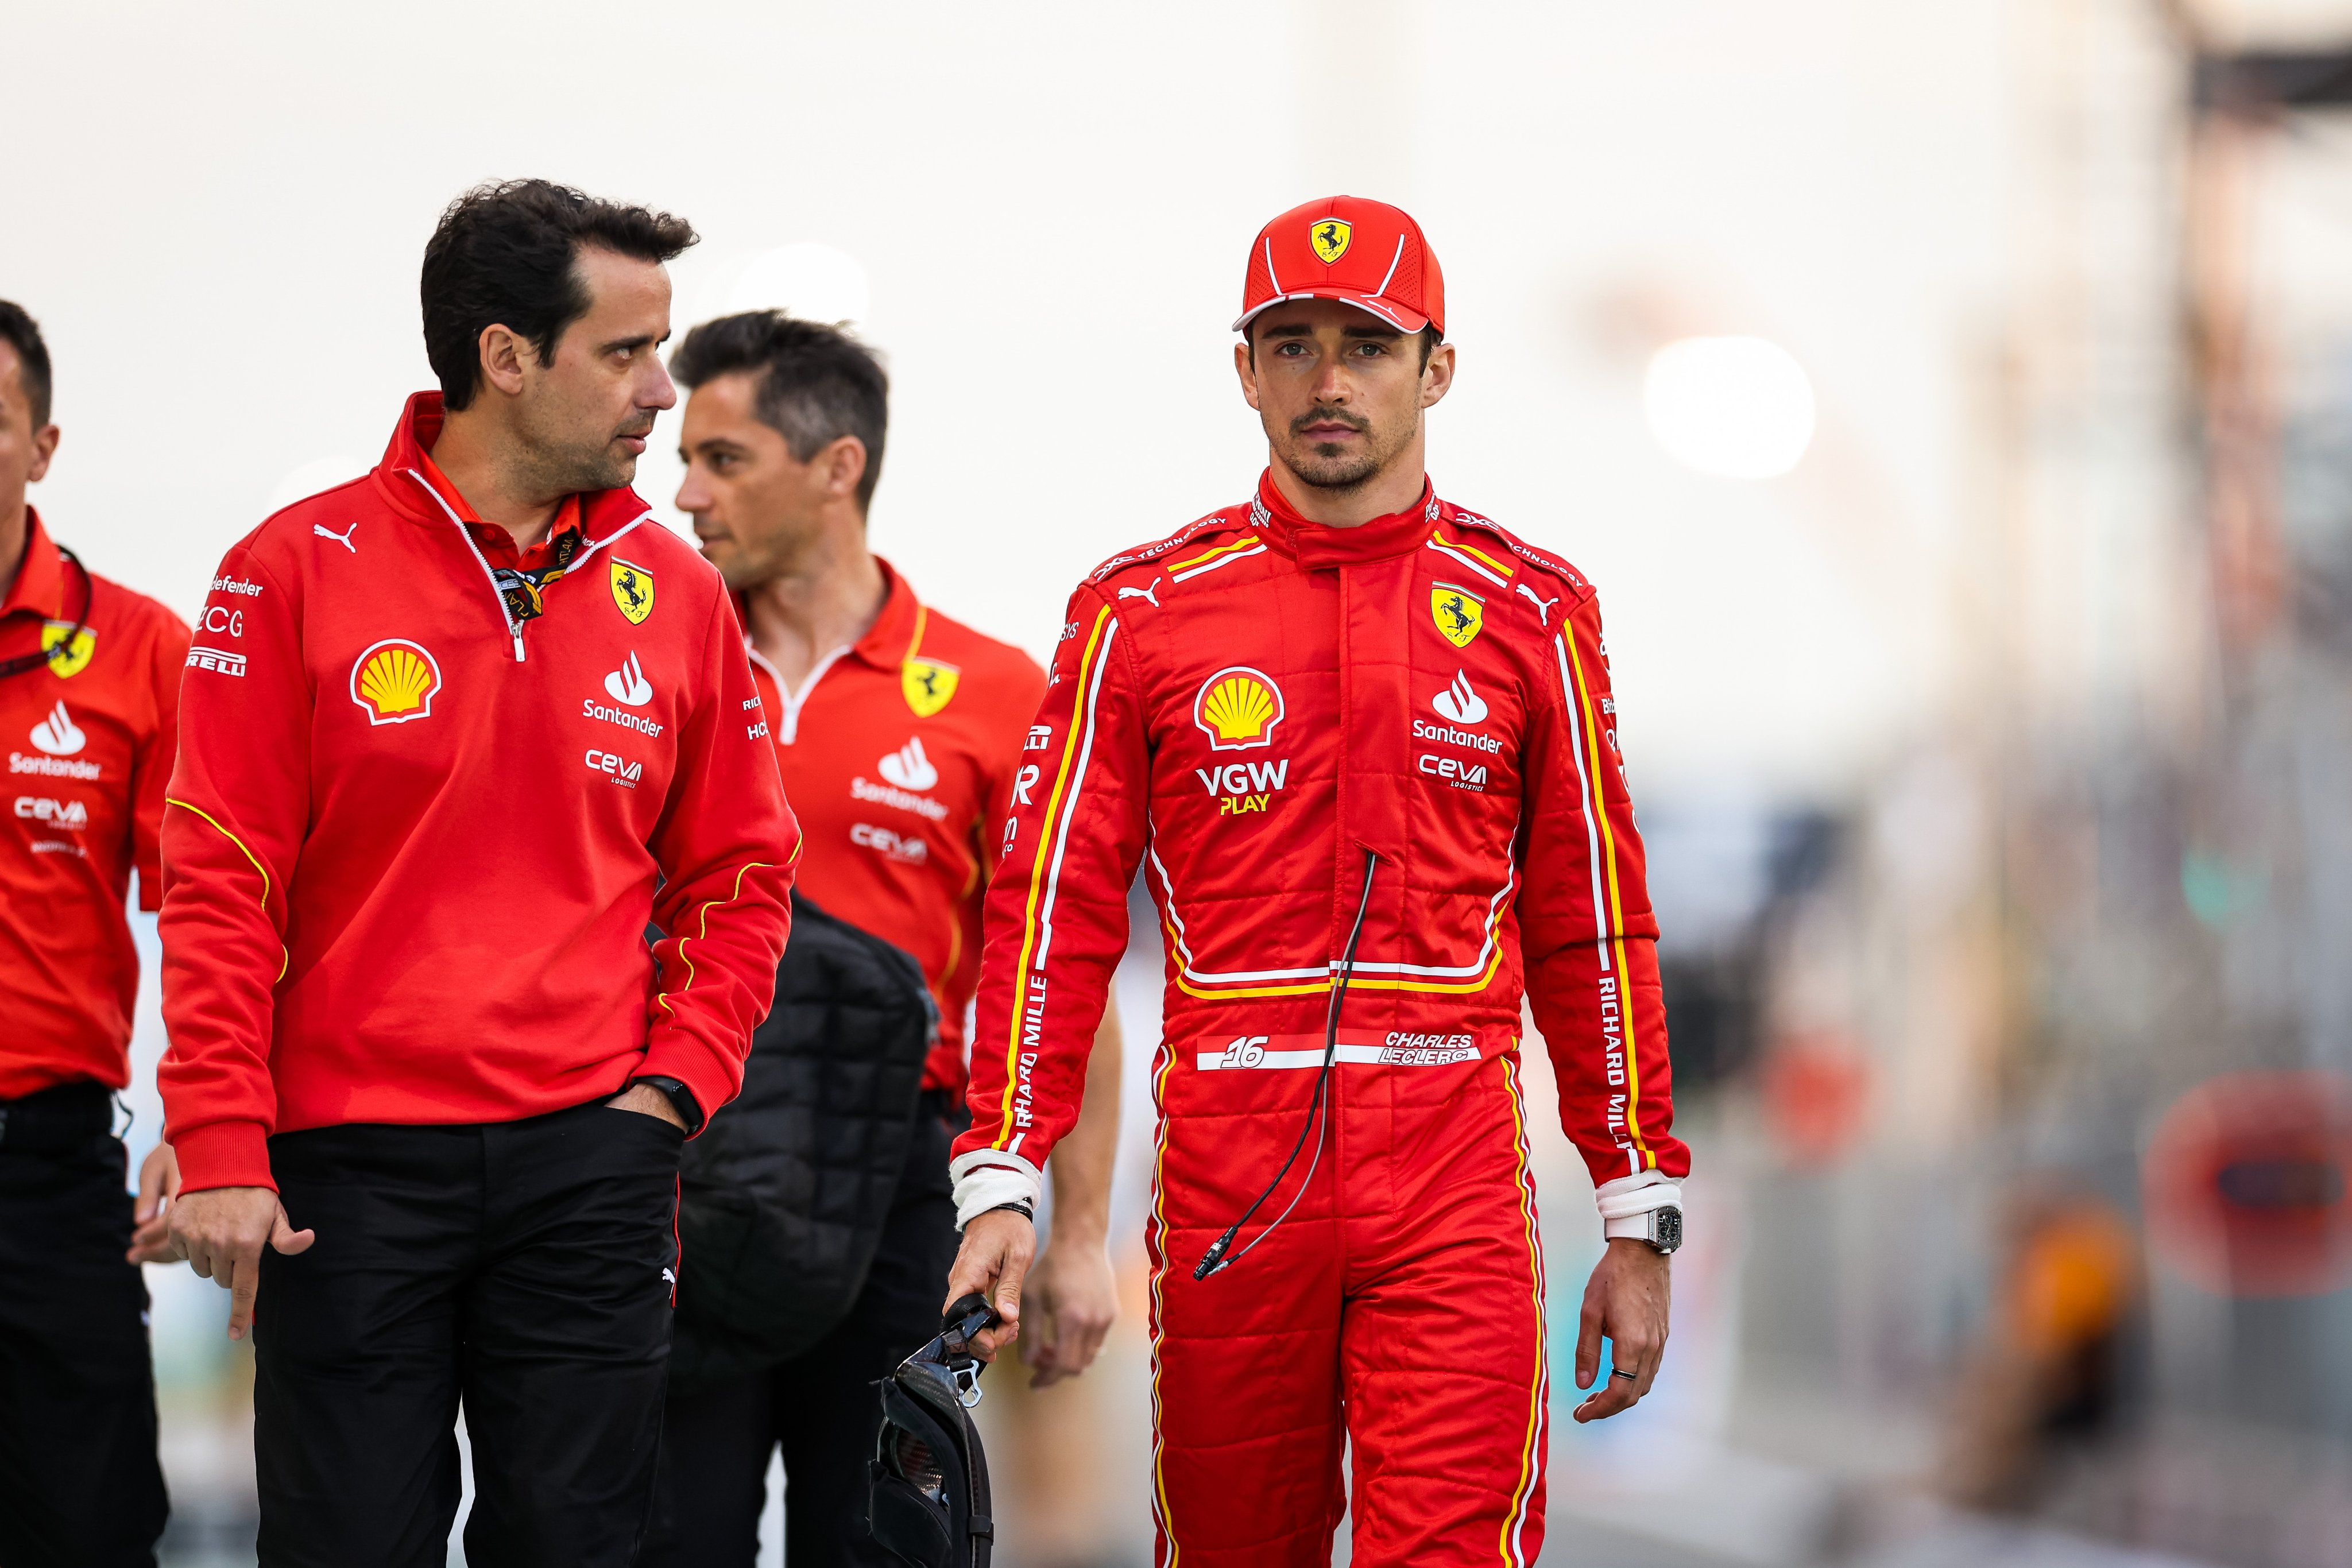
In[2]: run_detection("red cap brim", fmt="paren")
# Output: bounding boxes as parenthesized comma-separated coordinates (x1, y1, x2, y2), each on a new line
(1232, 289, 1432, 336)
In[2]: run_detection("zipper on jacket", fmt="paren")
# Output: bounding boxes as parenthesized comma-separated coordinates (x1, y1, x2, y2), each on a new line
(401, 469, 648, 664)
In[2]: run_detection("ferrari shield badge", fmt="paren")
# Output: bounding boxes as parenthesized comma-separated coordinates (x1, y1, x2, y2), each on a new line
(1310, 219, 1352, 265)
(1430, 584, 1484, 649)
(41, 621, 96, 678)
(610, 560, 655, 626)
(903, 657, 961, 718)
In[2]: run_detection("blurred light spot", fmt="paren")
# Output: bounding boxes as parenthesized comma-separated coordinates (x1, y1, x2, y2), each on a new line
(2143, 1071, 2352, 1298)
(726, 244, 871, 326)
(271, 455, 363, 512)
(1758, 1031, 1870, 1168)
(2180, 849, 2266, 929)
(1643, 336, 1816, 479)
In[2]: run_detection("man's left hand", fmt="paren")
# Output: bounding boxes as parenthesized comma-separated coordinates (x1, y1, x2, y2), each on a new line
(1572, 1237, 1672, 1423)
(605, 1082, 687, 1132)
(126, 1142, 181, 1265)
(1021, 1235, 1117, 1388)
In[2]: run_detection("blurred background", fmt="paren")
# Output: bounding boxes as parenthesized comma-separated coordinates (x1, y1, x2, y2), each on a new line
(11, 0, 2352, 1563)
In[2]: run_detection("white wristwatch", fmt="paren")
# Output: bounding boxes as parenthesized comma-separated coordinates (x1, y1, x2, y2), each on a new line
(1603, 1204, 1682, 1253)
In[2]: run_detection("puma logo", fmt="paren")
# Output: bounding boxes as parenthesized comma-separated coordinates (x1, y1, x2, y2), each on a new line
(1517, 582, 1559, 626)
(314, 522, 358, 553)
(1117, 579, 1162, 607)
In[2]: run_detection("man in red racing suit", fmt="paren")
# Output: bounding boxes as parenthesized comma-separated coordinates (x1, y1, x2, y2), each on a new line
(946, 196, 1692, 1567)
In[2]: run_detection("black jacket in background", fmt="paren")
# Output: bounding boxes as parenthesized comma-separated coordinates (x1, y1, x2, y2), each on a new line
(670, 894, 938, 1395)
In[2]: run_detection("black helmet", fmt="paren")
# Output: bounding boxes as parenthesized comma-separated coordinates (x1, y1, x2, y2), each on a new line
(868, 1294, 999, 1568)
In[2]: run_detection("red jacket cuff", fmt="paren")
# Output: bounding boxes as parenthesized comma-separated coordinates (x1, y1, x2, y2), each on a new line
(174, 1120, 277, 1193)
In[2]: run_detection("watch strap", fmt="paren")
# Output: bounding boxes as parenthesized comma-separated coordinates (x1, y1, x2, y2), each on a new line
(630, 1075, 704, 1136)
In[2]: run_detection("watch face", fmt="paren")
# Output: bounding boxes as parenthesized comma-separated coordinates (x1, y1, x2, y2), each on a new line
(1654, 1207, 1684, 1252)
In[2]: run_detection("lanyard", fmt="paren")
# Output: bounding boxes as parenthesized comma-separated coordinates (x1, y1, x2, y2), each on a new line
(0, 544, 92, 682)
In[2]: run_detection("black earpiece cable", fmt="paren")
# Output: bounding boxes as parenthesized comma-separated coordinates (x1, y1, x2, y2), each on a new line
(1195, 846, 1379, 1280)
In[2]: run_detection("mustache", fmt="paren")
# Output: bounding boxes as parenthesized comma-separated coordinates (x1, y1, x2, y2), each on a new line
(1291, 408, 1368, 437)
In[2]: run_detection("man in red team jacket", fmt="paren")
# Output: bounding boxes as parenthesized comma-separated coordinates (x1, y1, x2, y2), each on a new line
(159, 182, 799, 1567)
(946, 198, 1691, 1565)
(645, 312, 1125, 1566)
(0, 300, 185, 1568)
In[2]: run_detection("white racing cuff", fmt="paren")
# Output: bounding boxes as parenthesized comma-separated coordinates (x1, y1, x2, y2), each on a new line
(950, 1148, 1045, 1229)
(1595, 1171, 1682, 1241)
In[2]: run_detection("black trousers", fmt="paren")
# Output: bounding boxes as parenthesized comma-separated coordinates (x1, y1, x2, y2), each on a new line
(254, 1099, 683, 1568)
(0, 1082, 170, 1568)
(644, 1106, 958, 1567)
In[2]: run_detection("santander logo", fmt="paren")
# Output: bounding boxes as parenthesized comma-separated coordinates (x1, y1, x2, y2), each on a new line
(878, 737, 939, 792)
(29, 701, 86, 757)
(604, 652, 653, 707)
(1432, 671, 1488, 726)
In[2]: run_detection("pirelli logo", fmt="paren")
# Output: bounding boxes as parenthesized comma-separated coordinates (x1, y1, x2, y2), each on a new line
(187, 646, 248, 677)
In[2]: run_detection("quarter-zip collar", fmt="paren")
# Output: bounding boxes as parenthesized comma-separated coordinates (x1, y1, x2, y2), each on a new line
(370, 391, 655, 662)
(411, 444, 583, 572)
(1250, 468, 1440, 569)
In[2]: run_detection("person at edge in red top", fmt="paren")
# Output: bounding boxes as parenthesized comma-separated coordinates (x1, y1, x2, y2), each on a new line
(157, 181, 799, 1568)
(945, 196, 1693, 1566)
(0, 299, 183, 1568)
(645, 310, 1126, 1567)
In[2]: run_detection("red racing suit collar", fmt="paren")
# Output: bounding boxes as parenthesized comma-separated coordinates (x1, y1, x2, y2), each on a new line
(1249, 469, 1440, 568)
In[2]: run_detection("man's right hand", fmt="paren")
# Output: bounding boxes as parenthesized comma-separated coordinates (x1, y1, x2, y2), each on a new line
(166, 1186, 315, 1341)
(943, 1209, 1036, 1362)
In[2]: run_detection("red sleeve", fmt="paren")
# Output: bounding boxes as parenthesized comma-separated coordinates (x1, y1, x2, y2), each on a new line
(1518, 587, 1690, 1191)
(642, 586, 800, 1125)
(950, 586, 1148, 1211)
(132, 607, 190, 913)
(158, 548, 308, 1193)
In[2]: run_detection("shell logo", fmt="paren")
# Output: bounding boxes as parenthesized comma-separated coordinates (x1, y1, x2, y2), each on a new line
(350, 639, 443, 726)
(1193, 666, 1285, 752)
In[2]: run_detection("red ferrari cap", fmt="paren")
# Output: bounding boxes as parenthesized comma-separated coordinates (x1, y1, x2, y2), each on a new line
(1233, 195, 1444, 337)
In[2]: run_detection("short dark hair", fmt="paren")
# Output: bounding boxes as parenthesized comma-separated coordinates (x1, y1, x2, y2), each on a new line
(421, 179, 698, 411)
(671, 312, 891, 512)
(0, 300, 54, 427)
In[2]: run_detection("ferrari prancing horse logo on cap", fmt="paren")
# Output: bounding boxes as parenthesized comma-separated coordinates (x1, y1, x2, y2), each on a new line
(610, 560, 655, 626)
(1310, 219, 1352, 265)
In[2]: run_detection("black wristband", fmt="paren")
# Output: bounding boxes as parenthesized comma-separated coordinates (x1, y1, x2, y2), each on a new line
(985, 1200, 1036, 1222)
(629, 1075, 704, 1136)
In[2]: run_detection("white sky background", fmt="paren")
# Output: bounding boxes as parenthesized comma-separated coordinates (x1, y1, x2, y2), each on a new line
(4, 0, 2017, 800)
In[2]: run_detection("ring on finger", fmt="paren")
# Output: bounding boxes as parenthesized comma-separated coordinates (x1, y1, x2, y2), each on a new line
(1610, 1368, 1638, 1382)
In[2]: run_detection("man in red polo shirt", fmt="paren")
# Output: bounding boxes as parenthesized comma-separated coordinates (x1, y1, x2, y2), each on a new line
(650, 311, 1123, 1566)
(158, 183, 799, 1567)
(0, 299, 184, 1567)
